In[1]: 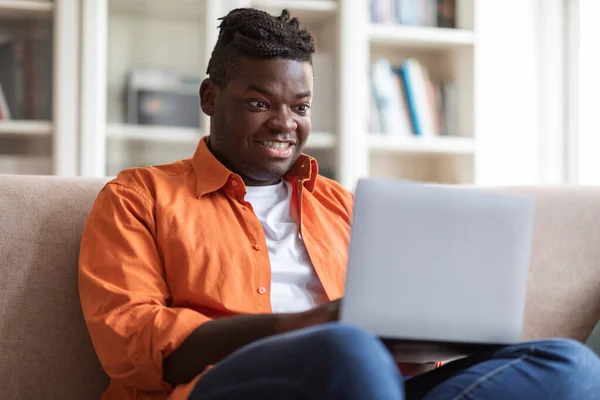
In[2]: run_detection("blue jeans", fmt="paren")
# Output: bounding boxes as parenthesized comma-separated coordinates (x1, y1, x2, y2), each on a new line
(189, 323, 600, 399)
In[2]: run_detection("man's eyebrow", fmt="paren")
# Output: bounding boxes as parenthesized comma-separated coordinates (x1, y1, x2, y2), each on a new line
(246, 85, 273, 97)
(245, 85, 312, 99)
(296, 91, 312, 99)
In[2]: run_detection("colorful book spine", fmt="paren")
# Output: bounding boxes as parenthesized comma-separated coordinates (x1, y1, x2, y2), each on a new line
(398, 62, 421, 135)
(371, 0, 456, 27)
(0, 81, 10, 120)
(398, 59, 436, 136)
(372, 58, 411, 136)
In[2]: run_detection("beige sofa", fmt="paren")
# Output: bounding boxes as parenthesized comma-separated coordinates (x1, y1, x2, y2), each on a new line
(1, 174, 599, 399)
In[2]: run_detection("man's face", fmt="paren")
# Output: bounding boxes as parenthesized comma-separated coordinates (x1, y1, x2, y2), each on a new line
(201, 57, 313, 186)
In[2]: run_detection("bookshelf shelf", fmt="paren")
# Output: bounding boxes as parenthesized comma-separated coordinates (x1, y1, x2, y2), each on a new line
(368, 24, 475, 49)
(251, 0, 338, 22)
(107, 124, 336, 149)
(0, 1, 54, 18)
(368, 135, 475, 155)
(366, 2, 478, 185)
(0, 120, 52, 136)
(109, 0, 205, 19)
(307, 131, 337, 149)
(107, 124, 204, 143)
(252, 0, 338, 12)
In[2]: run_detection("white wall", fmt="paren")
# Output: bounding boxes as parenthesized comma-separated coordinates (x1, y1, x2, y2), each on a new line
(474, 0, 541, 185)
(571, 0, 600, 185)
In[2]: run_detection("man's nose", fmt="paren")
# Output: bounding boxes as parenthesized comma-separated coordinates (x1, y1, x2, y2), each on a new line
(267, 109, 297, 133)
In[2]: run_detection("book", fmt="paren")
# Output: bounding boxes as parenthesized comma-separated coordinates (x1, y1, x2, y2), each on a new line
(398, 59, 436, 136)
(0, 81, 10, 120)
(370, 58, 458, 138)
(371, 58, 411, 136)
(370, 85, 383, 134)
(0, 36, 19, 119)
(425, 68, 441, 135)
(440, 81, 457, 135)
(0, 23, 52, 121)
(370, 0, 456, 27)
(425, 0, 439, 27)
(399, 0, 422, 26)
(437, 0, 456, 28)
(393, 73, 413, 136)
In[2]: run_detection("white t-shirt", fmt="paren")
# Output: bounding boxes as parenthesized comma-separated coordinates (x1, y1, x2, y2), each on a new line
(245, 180, 328, 313)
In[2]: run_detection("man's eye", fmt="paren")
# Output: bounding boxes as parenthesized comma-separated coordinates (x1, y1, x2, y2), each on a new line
(248, 100, 268, 109)
(296, 104, 310, 114)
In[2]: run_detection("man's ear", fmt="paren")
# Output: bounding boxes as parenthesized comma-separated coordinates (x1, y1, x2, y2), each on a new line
(200, 78, 219, 116)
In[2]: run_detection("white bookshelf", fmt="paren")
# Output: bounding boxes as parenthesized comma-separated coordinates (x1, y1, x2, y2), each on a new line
(368, 25, 475, 49)
(0, 0, 53, 154)
(0, 0, 482, 186)
(306, 131, 337, 149)
(0, 0, 79, 176)
(0, 0, 556, 189)
(72, 0, 342, 177)
(369, 135, 475, 156)
(109, 0, 204, 19)
(68, 0, 482, 186)
(363, 0, 477, 186)
(107, 124, 203, 143)
(251, 0, 338, 22)
(0, 120, 52, 136)
(1, 0, 536, 188)
(253, 0, 338, 11)
(0, 1, 54, 18)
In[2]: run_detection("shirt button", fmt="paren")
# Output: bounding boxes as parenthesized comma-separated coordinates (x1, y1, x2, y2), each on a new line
(231, 180, 239, 188)
(252, 244, 261, 251)
(257, 287, 267, 295)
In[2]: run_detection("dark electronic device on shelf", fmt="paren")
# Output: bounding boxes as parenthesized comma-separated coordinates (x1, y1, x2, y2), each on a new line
(125, 68, 201, 128)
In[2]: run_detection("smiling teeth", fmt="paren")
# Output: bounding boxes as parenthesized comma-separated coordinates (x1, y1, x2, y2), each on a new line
(261, 141, 291, 150)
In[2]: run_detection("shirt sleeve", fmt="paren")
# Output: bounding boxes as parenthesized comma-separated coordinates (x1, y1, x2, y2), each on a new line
(78, 180, 210, 391)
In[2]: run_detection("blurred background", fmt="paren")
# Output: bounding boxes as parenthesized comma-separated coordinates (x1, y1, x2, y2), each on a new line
(0, 0, 598, 191)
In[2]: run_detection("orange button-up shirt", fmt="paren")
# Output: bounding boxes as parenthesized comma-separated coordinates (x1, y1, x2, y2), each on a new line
(78, 137, 354, 400)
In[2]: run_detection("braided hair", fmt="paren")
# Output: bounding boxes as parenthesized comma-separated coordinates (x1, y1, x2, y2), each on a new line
(206, 8, 316, 87)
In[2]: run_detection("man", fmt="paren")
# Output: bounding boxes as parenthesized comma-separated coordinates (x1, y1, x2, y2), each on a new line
(79, 8, 600, 400)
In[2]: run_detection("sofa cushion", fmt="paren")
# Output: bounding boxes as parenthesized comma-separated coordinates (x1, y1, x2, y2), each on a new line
(0, 175, 110, 400)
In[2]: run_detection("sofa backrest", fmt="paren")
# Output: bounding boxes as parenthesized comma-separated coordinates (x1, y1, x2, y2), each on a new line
(0, 175, 110, 400)
(0, 175, 599, 399)
(495, 186, 600, 342)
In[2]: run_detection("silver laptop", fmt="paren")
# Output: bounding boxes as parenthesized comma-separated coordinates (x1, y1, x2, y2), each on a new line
(339, 178, 535, 363)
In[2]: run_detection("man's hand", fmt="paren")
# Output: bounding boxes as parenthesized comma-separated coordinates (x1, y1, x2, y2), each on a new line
(165, 298, 438, 386)
(279, 299, 341, 332)
(164, 299, 342, 386)
(299, 299, 342, 327)
(283, 300, 438, 378)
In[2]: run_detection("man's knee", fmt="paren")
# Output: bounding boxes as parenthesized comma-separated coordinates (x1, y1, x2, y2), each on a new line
(530, 338, 600, 393)
(305, 323, 378, 345)
(296, 323, 396, 368)
(299, 323, 385, 352)
(294, 323, 403, 398)
(532, 338, 598, 365)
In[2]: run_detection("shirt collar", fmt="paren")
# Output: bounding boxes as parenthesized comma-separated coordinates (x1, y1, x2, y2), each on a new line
(190, 136, 318, 198)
